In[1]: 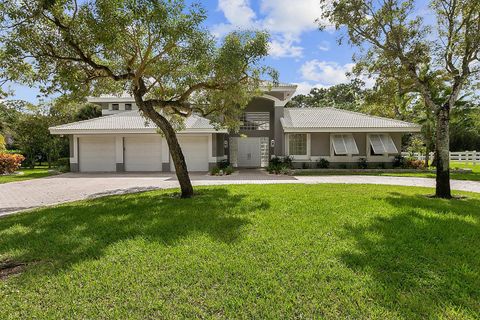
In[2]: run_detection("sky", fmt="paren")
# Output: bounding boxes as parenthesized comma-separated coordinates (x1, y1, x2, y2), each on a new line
(4, 0, 431, 103)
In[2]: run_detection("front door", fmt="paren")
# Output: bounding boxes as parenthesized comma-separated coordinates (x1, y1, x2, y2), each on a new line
(237, 138, 261, 167)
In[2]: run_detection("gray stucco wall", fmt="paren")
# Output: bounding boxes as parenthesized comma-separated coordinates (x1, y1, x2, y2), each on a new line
(310, 133, 330, 156)
(229, 97, 275, 157)
(353, 133, 367, 156)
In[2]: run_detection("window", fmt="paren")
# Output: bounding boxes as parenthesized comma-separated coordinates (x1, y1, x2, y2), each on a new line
(369, 134, 398, 155)
(240, 112, 270, 130)
(111, 103, 119, 111)
(125, 103, 132, 111)
(331, 134, 359, 155)
(289, 133, 307, 155)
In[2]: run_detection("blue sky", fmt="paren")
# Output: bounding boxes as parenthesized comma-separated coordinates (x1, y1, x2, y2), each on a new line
(5, 0, 431, 103)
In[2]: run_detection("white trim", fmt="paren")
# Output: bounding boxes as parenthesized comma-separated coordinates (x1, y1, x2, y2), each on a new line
(70, 135, 79, 164)
(261, 94, 289, 106)
(50, 128, 228, 135)
(282, 126, 421, 133)
(115, 136, 123, 163)
(285, 133, 310, 160)
(87, 96, 136, 103)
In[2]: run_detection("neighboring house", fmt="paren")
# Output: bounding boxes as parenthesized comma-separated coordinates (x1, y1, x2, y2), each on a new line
(49, 83, 421, 172)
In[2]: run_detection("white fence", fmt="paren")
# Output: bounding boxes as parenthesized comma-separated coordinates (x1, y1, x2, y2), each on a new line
(401, 151, 479, 165)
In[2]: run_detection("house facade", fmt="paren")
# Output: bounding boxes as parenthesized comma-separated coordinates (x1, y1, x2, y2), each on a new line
(49, 84, 421, 172)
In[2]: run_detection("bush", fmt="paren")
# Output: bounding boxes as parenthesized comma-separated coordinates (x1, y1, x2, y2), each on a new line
(56, 157, 70, 172)
(0, 135, 5, 152)
(392, 155, 406, 168)
(218, 159, 230, 170)
(267, 156, 293, 174)
(405, 158, 425, 169)
(210, 166, 221, 175)
(316, 158, 330, 169)
(224, 166, 234, 175)
(0, 153, 25, 174)
(358, 157, 368, 169)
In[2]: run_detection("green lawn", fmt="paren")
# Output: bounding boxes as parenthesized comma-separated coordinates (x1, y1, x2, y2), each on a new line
(1, 184, 479, 319)
(0, 167, 59, 184)
(296, 161, 480, 181)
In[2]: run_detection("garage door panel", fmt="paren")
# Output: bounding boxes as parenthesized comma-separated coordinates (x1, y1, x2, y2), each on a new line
(124, 135, 162, 171)
(79, 136, 116, 172)
(171, 136, 208, 172)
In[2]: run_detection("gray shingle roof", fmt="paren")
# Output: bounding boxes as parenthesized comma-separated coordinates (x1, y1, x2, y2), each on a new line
(281, 107, 420, 131)
(49, 110, 224, 133)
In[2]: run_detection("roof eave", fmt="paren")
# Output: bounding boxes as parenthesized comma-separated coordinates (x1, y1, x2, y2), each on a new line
(282, 127, 422, 133)
(49, 128, 228, 135)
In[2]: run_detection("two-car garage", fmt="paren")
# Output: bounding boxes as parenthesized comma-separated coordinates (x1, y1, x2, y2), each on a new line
(77, 134, 209, 172)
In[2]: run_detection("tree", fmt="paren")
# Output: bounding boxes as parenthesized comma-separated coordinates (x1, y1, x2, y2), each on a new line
(286, 79, 366, 110)
(319, 0, 480, 198)
(0, 0, 275, 198)
(75, 104, 102, 121)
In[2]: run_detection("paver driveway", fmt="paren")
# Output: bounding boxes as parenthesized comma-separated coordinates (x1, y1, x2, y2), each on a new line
(1, 170, 479, 216)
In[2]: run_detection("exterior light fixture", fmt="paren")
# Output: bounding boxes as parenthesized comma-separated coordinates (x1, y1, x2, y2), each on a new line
(270, 139, 275, 148)
(224, 140, 228, 148)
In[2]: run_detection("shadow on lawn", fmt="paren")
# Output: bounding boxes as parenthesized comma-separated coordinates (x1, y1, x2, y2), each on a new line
(0, 188, 269, 272)
(340, 193, 480, 318)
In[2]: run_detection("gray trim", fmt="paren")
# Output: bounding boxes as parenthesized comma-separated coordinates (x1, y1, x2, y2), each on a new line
(70, 163, 79, 172)
(162, 163, 170, 172)
(68, 135, 74, 157)
(116, 163, 125, 172)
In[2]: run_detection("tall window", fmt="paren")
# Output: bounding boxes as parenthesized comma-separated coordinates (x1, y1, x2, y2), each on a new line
(240, 112, 270, 130)
(111, 103, 119, 110)
(289, 133, 307, 155)
(125, 103, 132, 110)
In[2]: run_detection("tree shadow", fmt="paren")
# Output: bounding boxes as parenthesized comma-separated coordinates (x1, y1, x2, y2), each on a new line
(0, 188, 269, 273)
(339, 193, 480, 318)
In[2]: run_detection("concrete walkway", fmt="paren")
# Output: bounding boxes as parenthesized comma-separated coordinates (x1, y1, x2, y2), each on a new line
(1, 170, 479, 217)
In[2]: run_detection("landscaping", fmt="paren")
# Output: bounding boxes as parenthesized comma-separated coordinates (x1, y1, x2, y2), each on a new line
(0, 167, 59, 184)
(0, 184, 479, 319)
(295, 161, 480, 182)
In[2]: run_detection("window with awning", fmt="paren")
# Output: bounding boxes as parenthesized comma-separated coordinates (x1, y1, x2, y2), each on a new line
(369, 134, 398, 154)
(331, 134, 359, 155)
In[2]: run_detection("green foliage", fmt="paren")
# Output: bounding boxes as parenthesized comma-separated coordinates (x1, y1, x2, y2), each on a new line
(267, 156, 293, 174)
(286, 79, 366, 110)
(0, 134, 5, 152)
(316, 158, 330, 169)
(358, 157, 368, 169)
(210, 166, 221, 175)
(75, 103, 102, 121)
(0, 0, 275, 131)
(0, 184, 479, 318)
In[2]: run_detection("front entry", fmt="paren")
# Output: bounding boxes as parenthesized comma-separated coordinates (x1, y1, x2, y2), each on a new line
(237, 138, 261, 167)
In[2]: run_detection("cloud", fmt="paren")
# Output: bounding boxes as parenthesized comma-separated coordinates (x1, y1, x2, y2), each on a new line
(268, 34, 303, 58)
(292, 81, 328, 96)
(300, 60, 355, 86)
(318, 41, 330, 51)
(213, 0, 328, 58)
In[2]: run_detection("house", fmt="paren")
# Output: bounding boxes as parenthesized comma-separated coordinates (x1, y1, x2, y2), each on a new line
(49, 83, 421, 172)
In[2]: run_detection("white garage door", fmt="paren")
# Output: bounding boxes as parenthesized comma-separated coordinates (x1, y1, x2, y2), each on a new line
(79, 136, 116, 172)
(171, 136, 209, 172)
(124, 135, 163, 172)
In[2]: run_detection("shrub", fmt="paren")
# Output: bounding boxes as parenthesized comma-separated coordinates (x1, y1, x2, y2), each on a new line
(56, 157, 70, 172)
(392, 155, 406, 168)
(405, 158, 425, 169)
(224, 166, 234, 175)
(358, 157, 368, 169)
(210, 166, 221, 175)
(316, 158, 330, 168)
(267, 156, 293, 174)
(218, 159, 230, 170)
(0, 153, 25, 174)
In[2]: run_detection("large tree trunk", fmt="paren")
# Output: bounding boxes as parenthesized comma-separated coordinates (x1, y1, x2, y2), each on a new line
(434, 106, 451, 198)
(135, 104, 194, 198)
(424, 146, 430, 168)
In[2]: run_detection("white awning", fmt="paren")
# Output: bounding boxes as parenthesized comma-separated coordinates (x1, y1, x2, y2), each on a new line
(369, 134, 398, 154)
(332, 134, 359, 155)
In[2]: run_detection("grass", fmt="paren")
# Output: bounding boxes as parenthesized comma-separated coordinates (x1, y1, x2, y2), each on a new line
(0, 184, 479, 319)
(0, 167, 59, 184)
(297, 161, 480, 181)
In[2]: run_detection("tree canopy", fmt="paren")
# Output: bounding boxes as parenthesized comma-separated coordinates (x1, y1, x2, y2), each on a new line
(0, 0, 276, 197)
(318, 0, 480, 198)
